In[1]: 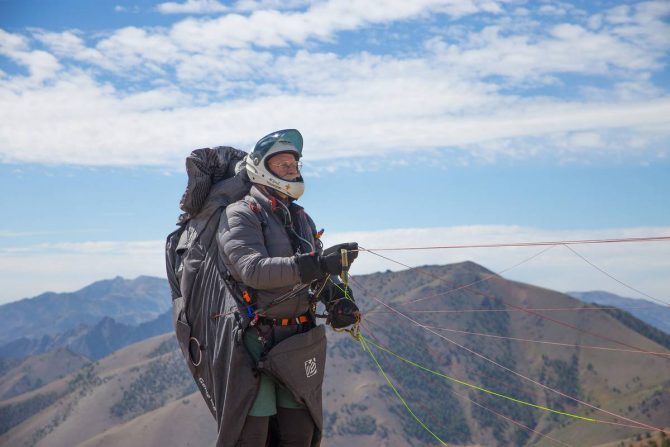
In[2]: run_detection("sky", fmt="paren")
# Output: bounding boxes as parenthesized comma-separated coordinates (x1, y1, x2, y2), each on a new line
(0, 0, 669, 305)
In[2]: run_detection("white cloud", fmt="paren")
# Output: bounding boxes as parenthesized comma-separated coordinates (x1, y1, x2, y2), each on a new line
(114, 4, 141, 13)
(564, 131, 602, 148)
(233, 0, 314, 13)
(35, 30, 116, 70)
(0, 1, 669, 166)
(0, 29, 61, 83)
(157, 0, 228, 15)
(149, 0, 505, 54)
(538, 4, 568, 17)
(0, 230, 59, 238)
(429, 23, 662, 82)
(1, 226, 668, 305)
(0, 29, 29, 53)
(96, 27, 180, 71)
(1, 57, 668, 166)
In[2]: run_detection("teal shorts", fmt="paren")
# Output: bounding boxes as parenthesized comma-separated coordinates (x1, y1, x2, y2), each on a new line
(244, 329, 305, 417)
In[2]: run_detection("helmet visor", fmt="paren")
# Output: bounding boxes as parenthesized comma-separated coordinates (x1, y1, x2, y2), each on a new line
(252, 129, 303, 159)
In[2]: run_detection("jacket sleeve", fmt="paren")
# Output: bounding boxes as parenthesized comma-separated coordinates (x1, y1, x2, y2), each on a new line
(219, 201, 301, 290)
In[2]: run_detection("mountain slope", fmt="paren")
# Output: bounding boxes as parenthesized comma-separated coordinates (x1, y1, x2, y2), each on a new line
(0, 348, 89, 400)
(0, 334, 196, 447)
(325, 262, 670, 446)
(0, 276, 170, 345)
(1, 262, 668, 447)
(77, 391, 217, 447)
(0, 309, 173, 360)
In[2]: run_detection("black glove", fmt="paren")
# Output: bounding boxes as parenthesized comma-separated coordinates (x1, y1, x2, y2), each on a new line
(327, 298, 360, 329)
(322, 242, 359, 265)
(295, 242, 358, 283)
(296, 251, 341, 283)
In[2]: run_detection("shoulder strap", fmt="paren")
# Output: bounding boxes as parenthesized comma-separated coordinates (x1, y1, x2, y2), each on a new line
(245, 195, 268, 232)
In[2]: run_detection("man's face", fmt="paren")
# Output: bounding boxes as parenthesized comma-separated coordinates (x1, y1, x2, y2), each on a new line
(267, 152, 301, 180)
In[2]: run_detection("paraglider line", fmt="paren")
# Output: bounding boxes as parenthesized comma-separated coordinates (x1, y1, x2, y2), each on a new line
(562, 244, 668, 307)
(358, 235, 670, 251)
(351, 276, 668, 434)
(360, 247, 669, 359)
(359, 335, 449, 446)
(402, 244, 556, 306)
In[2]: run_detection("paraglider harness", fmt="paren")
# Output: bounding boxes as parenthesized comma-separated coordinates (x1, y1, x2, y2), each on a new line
(223, 277, 311, 356)
(220, 191, 361, 358)
(220, 191, 330, 358)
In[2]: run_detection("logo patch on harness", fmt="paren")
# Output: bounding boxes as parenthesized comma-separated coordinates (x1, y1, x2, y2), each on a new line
(304, 357, 317, 378)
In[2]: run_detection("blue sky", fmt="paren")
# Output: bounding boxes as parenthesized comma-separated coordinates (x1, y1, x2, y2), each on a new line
(1, 0, 669, 304)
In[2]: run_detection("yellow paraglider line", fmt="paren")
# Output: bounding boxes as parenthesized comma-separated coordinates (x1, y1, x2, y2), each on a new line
(360, 334, 597, 423)
(358, 334, 449, 446)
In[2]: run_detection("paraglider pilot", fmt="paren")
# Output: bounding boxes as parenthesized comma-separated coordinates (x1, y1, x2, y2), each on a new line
(218, 129, 360, 446)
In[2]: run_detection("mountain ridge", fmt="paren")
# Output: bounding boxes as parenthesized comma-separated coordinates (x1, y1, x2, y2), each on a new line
(569, 290, 670, 335)
(1, 263, 668, 446)
(0, 276, 171, 346)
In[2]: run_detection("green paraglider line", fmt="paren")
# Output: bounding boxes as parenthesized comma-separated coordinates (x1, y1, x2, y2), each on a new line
(361, 335, 597, 423)
(358, 334, 449, 446)
(329, 278, 354, 301)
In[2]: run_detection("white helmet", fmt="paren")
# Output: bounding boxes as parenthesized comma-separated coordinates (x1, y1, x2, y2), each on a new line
(246, 129, 305, 200)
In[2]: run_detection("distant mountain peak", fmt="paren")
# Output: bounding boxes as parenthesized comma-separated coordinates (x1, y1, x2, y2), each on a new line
(409, 261, 497, 277)
(78, 275, 165, 295)
(0, 276, 171, 347)
(454, 260, 496, 274)
(569, 290, 670, 335)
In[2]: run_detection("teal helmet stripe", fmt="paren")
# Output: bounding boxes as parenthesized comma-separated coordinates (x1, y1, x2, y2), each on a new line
(252, 129, 303, 161)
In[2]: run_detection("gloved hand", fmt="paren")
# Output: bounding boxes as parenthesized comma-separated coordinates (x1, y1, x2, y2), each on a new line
(296, 251, 340, 283)
(295, 242, 358, 283)
(327, 298, 360, 329)
(322, 242, 359, 265)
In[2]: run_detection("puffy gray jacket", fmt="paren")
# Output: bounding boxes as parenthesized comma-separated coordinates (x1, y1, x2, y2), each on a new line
(218, 185, 320, 319)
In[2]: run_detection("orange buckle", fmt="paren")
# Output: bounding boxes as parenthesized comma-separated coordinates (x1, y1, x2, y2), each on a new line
(242, 290, 252, 303)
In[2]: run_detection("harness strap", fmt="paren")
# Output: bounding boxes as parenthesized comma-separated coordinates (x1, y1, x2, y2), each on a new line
(257, 313, 310, 327)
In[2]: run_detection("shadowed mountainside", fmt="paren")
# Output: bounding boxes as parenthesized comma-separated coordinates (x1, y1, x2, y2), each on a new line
(0, 311, 172, 360)
(569, 291, 670, 335)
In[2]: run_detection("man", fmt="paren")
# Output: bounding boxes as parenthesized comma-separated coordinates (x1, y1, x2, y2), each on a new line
(218, 129, 359, 447)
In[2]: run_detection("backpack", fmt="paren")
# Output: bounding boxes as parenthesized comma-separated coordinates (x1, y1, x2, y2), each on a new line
(165, 145, 250, 417)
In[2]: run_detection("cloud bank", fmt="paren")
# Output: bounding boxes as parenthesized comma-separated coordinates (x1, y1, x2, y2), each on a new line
(0, 0, 668, 167)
